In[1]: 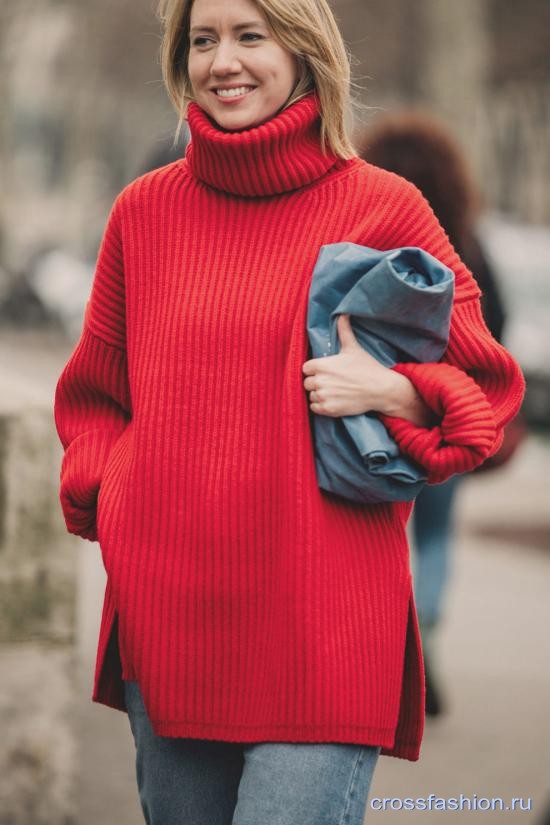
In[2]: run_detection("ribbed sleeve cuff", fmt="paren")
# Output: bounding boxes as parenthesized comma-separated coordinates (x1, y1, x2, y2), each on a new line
(380, 362, 499, 484)
(59, 428, 122, 542)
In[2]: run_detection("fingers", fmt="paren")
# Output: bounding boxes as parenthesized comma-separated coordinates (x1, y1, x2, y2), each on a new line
(303, 375, 323, 408)
(336, 314, 359, 351)
(303, 316, 358, 379)
(302, 359, 320, 376)
(305, 377, 321, 402)
(303, 375, 319, 391)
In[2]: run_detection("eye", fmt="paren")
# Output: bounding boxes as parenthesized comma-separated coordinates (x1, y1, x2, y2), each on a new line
(191, 36, 214, 47)
(240, 32, 264, 42)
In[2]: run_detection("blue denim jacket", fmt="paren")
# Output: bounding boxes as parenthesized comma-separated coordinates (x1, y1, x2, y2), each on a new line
(306, 244, 454, 503)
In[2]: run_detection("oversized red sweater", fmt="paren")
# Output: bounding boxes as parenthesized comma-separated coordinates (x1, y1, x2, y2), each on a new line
(54, 94, 524, 761)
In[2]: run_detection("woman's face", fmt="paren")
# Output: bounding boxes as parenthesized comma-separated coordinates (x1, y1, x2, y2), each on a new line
(188, 0, 299, 131)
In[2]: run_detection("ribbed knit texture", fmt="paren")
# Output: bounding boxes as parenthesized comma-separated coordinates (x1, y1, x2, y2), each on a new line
(54, 94, 524, 762)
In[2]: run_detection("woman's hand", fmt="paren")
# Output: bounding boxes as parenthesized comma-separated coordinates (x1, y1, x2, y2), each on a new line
(302, 314, 435, 427)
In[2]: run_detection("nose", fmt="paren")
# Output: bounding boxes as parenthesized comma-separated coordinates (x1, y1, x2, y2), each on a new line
(210, 40, 242, 76)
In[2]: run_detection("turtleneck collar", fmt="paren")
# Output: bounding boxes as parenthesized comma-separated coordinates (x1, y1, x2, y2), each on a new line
(184, 93, 341, 197)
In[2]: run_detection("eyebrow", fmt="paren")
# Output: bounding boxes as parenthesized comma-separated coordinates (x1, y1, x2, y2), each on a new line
(190, 21, 267, 34)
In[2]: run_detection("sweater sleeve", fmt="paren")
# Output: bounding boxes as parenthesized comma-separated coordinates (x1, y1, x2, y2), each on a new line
(54, 195, 131, 541)
(378, 180, 525, 484)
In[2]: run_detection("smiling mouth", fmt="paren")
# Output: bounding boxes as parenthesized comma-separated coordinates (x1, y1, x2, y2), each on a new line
(213, 86, 257, 100)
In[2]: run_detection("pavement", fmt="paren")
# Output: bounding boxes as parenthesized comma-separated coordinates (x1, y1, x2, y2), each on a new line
(2, 328, 548, 824)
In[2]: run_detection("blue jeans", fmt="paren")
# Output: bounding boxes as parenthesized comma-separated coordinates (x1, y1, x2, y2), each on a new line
(124, 680, 381, 825)
(412, 475, 462, 636)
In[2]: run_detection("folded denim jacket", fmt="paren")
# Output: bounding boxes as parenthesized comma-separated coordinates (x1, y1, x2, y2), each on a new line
(306, 244, 455, 503)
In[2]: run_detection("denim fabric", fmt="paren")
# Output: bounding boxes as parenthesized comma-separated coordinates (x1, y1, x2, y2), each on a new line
(307, 243, 455, 503)
(412, 474, 462, 634)
(123, 680, 381, 825)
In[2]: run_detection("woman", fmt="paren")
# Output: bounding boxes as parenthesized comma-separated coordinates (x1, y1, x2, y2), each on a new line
(54, 0, 525, 822)
(359, 111, 509, 716)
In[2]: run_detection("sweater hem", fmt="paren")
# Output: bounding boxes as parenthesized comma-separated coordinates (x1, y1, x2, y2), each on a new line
(90, 689, 418, 760)
(380, 742, 421, 761)
(150, 714, 401, 754)
(91, 593, 421, 762)
(152, 719, 392, 737)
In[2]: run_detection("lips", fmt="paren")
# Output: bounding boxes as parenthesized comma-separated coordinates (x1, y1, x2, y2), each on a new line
(211, 85, 257, 99)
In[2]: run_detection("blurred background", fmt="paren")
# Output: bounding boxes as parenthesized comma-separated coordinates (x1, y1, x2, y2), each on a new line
(0, 0, 549, 823)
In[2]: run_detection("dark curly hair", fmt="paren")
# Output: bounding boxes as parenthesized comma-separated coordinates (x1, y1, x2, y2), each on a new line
(358, 112, 481, 256)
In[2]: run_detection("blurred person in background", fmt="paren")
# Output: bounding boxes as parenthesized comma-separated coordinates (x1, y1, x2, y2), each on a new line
(359, 112, 514, 717)
(53, 0, 524, 822)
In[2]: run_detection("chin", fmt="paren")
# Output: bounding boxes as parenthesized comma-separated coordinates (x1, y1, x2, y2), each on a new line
(213, 104, 261, 130)
(201, 97, 281, 132)
(219, 116, 263, 131)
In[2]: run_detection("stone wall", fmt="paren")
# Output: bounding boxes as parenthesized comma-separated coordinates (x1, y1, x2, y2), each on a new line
(0, 334, 78, 825)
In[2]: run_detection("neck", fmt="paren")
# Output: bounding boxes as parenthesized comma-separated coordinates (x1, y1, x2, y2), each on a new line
(184, 93, 343, 197)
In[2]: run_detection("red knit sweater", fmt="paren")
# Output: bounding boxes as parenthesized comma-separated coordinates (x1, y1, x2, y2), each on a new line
(54, 94, 524, 761)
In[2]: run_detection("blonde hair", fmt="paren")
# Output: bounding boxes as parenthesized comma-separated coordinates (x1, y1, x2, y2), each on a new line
(157, 0, 357, 158)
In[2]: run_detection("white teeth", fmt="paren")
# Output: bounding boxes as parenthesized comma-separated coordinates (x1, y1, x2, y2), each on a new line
(216, 86, 254, 98)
